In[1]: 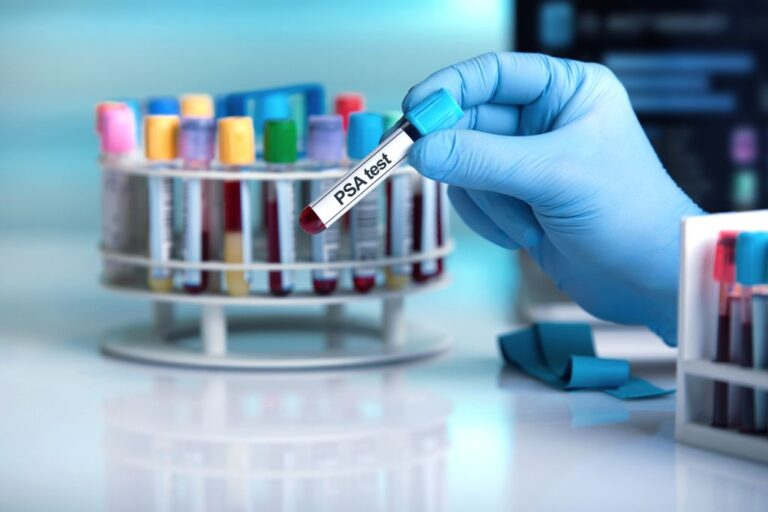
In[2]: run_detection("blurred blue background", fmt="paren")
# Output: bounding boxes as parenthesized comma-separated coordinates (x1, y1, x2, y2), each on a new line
(0, 0, 511, 233)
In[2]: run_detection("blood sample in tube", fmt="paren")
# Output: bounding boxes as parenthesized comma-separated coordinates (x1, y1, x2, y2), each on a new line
(218, 117, 255, 297)
(306, 115, 344, 295)
(264, 119, 298, 296)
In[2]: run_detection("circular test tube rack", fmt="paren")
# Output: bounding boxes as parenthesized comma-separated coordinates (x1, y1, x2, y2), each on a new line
(99, 160, 453, 370)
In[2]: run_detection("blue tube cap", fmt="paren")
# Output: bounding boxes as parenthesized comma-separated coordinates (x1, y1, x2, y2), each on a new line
(255, 93, 291, 133)
(347, 112, 383, 159)
(405, 88, 463, 136)
(146, 96, 180, 115)
(736, 231, 768, 285)
(214, 95, 229, 119)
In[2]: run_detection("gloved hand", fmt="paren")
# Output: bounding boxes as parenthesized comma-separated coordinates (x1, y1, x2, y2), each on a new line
(402, 52, 705, 346)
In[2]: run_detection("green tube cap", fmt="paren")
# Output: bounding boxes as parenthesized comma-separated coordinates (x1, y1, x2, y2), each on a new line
(264, 119, 297, 163)
(382, 110, 403, 131)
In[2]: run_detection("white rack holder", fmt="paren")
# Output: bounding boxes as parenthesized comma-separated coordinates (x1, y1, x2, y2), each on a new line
(676, 209, 768, 463)
(99, 160, 453, 370)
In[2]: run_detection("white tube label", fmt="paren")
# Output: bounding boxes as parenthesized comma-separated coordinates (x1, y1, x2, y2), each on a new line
(183, 179, 202, 286)
(101, 156, 133, 281)
(310, 176, 340, 281)
(420, 178, 438, 275)
(310, 129, 414, 228)
(389, 172, 413, 274)
(149, 174, 173, 280)
(351, 190, 380, 279)
(275, 179, 295, 290)
(439, 181, 449, 250)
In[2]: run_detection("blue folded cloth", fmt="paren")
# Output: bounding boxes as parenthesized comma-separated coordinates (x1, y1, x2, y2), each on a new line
(498, 323, 673, 400)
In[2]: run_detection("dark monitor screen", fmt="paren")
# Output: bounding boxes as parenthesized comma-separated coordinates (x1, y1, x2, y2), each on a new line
(515, 0, 767, 213)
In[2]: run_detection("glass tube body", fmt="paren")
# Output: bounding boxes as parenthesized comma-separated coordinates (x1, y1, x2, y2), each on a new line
(266, 163, 296, 296)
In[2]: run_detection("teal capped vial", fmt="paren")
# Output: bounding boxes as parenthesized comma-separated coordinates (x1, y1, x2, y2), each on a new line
(347, 113, 384, 159)
(405, 88, 464, 136)
(736, 232, 768, 285)
(255, 93, 292, 134)
(734, 231, 768, 433)
(300, 88, 463, 234)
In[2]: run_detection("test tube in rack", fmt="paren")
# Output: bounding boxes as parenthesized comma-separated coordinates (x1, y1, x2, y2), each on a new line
(145, 115, 180, 292)
(98, 102, 138, 284)
(219, 117, 254, 296)
(347, 113, 384, 293)
(180, 95, 216, 294)
(264, 119, 298, 296)
(306, 115, 344, 295)
(383, 111, 413, 290)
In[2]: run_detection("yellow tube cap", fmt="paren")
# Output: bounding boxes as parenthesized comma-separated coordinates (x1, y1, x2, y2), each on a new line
(218, 117, 255, 165)
(180, 93, 214, 118)
(145, 115, 180, 160)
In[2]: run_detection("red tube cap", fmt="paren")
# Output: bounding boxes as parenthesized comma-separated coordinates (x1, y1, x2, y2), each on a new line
(713, 231, 738, 283)
(334, 93, 365, 131)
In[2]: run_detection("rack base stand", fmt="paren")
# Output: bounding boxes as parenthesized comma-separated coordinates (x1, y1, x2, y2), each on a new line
(101, 301, 451, 370)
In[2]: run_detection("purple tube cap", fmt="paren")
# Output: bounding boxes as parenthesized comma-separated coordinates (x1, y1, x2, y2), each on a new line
(307, 114, 344, 162)
(180, 117, 216, 162)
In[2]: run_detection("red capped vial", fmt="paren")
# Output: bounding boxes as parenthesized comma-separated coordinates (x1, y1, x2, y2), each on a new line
(334, 93, 365, 132)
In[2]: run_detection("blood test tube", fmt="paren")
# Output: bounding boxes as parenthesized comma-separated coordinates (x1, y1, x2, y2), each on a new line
(179, 95, 216, 294)
(382, 111, 413, 290)
(712, 231, 740, 428)
(735, 232, 768, 433)
(105, 99, 147, 263)
(437, 181, 449, 276)
(264, 119, 298, 296)
(97, 102, 137, 284)
(334, 93, 365, 132)
(347, 113, 384, 293)
(743, 234, 768, 433)
(307, 115, 344, 295)
(299, 89, 463, 235)
(412, 178, 440, 282)
(145, 115, 180, 293)
(256, 94, 292, 229)
(218, 117, 255, 297)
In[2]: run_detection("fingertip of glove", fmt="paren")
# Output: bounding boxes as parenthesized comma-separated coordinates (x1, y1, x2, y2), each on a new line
(402, 84, 429, 113)
(408, 132, 455, 181)
(402, 82, 442, 114)
(401, 88, 417, 113)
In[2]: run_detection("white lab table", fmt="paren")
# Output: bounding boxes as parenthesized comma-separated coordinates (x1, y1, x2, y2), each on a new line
(0, 230, 766, 512)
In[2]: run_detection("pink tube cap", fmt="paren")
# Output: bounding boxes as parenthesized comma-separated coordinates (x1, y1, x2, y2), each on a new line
(99, 103, 136, 154)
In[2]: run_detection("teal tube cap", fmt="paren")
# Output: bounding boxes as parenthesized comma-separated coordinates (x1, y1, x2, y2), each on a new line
(736, 231, 768, 285)
(347, 112, 383, 159)
(405, 88, 463, 136)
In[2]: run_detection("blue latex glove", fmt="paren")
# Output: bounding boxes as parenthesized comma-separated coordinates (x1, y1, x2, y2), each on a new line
(402, 52, 705, 346)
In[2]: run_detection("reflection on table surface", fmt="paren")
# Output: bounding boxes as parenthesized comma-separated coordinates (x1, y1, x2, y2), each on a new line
(103, 369, 450, 512)
(499, 366, 768, 512)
